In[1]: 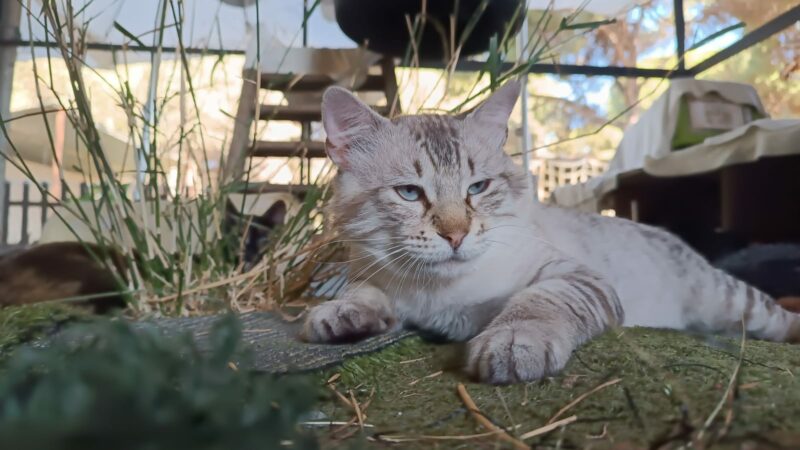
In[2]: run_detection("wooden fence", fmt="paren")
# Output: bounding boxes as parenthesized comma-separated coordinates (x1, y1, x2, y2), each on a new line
(530, 156, 608, 201)
(1, 181, 88, 246)
(1, 158, 607, 246)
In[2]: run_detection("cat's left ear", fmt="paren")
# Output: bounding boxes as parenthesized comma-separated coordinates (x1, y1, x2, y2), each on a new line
(465, 80, 520, 133)
(256, 200, 287, 227)
(322, 86, 390, 168)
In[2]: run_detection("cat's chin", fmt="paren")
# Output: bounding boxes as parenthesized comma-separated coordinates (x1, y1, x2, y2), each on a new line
(425, 254, 480, 277)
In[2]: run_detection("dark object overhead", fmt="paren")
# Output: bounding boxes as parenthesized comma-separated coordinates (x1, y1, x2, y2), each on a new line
(333, 0, 525, 60)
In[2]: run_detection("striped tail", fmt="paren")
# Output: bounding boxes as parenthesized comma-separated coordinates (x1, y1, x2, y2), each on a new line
(690, 268, 800, 343)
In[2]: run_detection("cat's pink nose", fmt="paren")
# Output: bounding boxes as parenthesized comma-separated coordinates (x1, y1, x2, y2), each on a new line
(438, 230, 466, 250)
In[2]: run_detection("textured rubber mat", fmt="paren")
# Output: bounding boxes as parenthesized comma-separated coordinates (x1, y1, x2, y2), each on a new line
(141, 312, 414, 374)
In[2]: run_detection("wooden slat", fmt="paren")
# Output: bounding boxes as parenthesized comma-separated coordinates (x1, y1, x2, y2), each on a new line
(250, 141, 326, 158)
(223, 77, 260, 184)
(238, 182, 313, 196)
(259, 104, 389, 122)
(259, 73, 386, 92)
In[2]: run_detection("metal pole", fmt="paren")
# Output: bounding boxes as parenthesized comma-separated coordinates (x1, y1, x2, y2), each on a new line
(0, 0, 21, 241)
(517, 6, 533, 192)
(674, 0, 686, 71)
(138, 0, 167, 201)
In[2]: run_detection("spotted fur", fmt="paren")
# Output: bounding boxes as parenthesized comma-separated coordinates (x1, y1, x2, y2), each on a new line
(303, 81, 800, 384)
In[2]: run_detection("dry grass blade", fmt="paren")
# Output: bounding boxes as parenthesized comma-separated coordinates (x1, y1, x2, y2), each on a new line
(548, 378, 622, 424)
(456, 383, 529, 450)
(519, 415, 578, 440)
(374, 430, 508, 443)
(696, 318, 747, 444)
(408, 370, 443, 386)
(302, 421, 374, 429)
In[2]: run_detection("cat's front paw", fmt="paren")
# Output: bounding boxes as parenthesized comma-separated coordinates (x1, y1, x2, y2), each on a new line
(465, 322, 573, 384)
(303, 300, 396, 344)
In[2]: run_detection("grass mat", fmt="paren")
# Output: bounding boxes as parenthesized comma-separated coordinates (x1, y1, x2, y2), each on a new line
(318, 328, 800, 449)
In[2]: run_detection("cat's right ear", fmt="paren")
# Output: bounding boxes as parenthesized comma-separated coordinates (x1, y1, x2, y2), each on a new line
(321, 86, 389, 168)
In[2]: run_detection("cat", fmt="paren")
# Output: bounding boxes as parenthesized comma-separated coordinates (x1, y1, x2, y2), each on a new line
(224, 199, 288, 271)
(0, 199, 288, 312)
(0, 241, 128, 313)
(301, 81, 800, 385)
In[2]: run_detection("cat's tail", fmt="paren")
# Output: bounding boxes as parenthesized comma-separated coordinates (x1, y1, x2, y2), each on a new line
(689, 267, 800, 343)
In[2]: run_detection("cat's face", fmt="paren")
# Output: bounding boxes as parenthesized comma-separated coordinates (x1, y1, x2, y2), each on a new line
(225, 200, 287, 270)
(322, 82, 530, 277)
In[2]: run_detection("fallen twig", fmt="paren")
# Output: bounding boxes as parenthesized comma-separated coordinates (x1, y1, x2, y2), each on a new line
(457, 383, 529, 450)
(301, 421, 375, 429)
(373, 430, 505, 443)
(408, 370, 444, 386)
(350, 389, 365, 429)
(548, 378, 622, 424)
(519, 415, 578, 440)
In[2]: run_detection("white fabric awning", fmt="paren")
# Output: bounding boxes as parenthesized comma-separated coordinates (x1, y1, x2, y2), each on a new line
(527, 0, 643, 17)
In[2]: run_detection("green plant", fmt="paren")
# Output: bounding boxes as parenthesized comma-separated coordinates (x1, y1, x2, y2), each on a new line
(0, 315, 320, 450)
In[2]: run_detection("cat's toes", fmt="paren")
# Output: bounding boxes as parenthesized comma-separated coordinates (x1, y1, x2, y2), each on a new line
(303, 300, 396, 343)
(465, 324, 571, 384)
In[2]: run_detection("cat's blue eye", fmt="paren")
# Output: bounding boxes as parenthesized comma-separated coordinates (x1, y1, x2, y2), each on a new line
(394, 185, 424, 202)
(468, 179, 491, 196)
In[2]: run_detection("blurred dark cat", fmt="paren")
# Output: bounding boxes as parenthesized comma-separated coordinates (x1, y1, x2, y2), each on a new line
(0, 242, 129, 312)
(224, 199, 287, 270)
(0, 199, 288, 312)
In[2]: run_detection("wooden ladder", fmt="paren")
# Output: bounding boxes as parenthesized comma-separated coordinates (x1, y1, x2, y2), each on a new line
(223, 57, 400, 195)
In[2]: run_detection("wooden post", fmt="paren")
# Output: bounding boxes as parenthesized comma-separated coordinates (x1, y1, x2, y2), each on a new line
(0, 0, 21, 243)
(381, 57, 401, 116)
(40, 182, 49, 228)
(223, 71, 259, 185)
(52, 109, 66, 198)
(20, 182, 29, 244)
(1, 181, 9, 244)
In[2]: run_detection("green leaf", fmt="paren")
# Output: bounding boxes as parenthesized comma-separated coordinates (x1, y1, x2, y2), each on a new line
(113, 21, 147, 47)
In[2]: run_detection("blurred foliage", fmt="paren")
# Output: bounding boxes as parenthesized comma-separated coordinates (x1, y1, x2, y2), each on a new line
(0, 315, 319, 450)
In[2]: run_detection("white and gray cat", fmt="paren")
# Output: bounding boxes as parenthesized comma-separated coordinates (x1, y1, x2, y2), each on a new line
(303, 81, 800, 384)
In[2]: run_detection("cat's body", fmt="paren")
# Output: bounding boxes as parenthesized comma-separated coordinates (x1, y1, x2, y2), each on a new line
(303, 81, 800, 384)
(0, 200, 288, 312)
(0, 241, 128, 312)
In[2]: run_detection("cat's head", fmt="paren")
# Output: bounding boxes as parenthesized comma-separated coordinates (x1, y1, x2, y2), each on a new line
(321, 81, 530, 277)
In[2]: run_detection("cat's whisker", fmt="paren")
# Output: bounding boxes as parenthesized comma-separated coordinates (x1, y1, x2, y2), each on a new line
(481, 225, 558, 248)
(320, 243, 408, 265)
(350, 251, 410, 293)
(483, 239, 512, 248)
(387, 253, 418, 297)
(347, 247, 409, 282)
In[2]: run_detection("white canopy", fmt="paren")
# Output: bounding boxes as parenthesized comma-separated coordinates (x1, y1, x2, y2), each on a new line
(549, 79, 800, 211)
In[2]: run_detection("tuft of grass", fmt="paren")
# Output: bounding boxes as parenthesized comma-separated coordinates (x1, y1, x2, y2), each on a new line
(0, 304, 85, 360)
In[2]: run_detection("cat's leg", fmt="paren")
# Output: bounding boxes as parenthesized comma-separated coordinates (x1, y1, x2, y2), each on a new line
(466, 259, 624, 384)
(302, 283, 398, 343)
